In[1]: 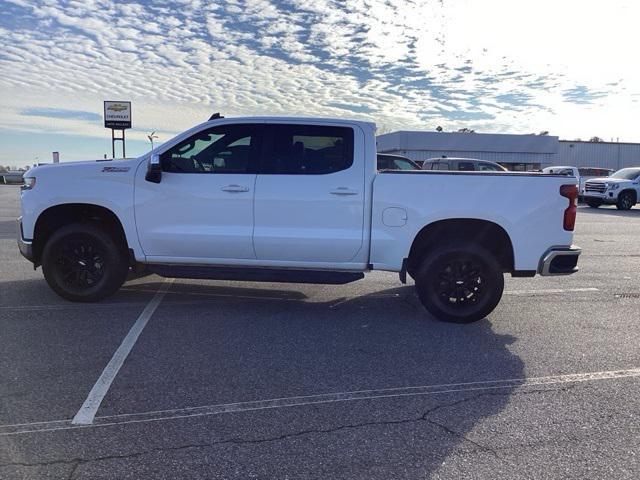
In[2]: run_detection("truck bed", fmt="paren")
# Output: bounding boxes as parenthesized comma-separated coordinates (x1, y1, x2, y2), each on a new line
(370, 170, 576, 272)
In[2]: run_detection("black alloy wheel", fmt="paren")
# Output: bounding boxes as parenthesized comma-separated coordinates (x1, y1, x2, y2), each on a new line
(42, 224, 129, 302)
(434, 258, 484, 309)
(414, 243, 504, 323)
(54, 237, 106, 290)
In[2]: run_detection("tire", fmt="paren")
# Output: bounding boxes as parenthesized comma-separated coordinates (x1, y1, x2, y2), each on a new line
(616, 191, 635, 210)
(586, 200, 602, 208)
(414, 243, 504, 323)
(42, 223, 129, 302)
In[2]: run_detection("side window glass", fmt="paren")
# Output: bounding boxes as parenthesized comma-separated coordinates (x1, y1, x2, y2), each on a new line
(394, 159, 415, 170)
(266, 125, 354, 174)
(160, 124, 259, 174)
(458, 161, 475, 171)
(436, 162, 449, 170)
(478, 163, 500, 171)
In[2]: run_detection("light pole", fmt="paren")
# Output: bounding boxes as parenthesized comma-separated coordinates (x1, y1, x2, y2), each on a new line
(147, 131, 158, 151)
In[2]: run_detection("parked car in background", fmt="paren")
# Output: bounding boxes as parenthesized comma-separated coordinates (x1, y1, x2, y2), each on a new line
(583, 167, 640, 210)
(1, 171, 25, 184)
(377, 154, 420, 171)
(422, 158, 507, 172)
(542, 166, 613, 199)
(542, 166, 578, 176)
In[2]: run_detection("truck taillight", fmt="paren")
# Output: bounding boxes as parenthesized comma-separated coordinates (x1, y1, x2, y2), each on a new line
(560, 184, 578, 231)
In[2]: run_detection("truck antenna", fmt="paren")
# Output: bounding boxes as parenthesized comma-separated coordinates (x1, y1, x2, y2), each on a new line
(209, 112, 224, 120)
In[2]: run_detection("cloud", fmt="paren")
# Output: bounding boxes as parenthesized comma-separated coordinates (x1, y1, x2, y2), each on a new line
(0, 0, 639, 155)
(22, 108, 102, 122)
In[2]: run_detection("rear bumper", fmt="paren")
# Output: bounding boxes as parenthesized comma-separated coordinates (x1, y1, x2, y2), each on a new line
(16, 217, 34, 263)
(538, 246, 581, 276)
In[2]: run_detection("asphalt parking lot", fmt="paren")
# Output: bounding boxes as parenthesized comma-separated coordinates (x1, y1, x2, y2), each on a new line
(1, 184, 639, 479)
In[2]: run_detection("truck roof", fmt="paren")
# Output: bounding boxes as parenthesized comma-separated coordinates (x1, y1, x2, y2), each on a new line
(199, 116, 376, 130)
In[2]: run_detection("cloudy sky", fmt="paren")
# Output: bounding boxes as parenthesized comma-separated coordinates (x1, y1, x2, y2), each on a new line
(1, 0, 639, 165)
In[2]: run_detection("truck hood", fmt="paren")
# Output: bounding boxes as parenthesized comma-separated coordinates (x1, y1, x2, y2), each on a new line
(26, 157, 144, 178)
(585, 177, 632, 185)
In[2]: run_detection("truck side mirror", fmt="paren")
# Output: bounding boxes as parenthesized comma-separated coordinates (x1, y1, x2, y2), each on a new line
(146, 154, 162, 183)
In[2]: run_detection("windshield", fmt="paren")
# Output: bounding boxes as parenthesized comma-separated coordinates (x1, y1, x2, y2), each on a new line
(611, 168, 640, 180)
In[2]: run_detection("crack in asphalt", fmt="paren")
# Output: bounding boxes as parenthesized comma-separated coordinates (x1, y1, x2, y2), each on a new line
(0, 386, 579, 478)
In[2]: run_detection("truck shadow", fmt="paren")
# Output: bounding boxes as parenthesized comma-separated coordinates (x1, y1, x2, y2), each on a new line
(121, 280, 523, 476)
(3, 277, 523, 476)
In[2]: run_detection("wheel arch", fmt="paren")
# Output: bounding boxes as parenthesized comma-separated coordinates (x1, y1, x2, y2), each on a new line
(619, 189, 637, 202)
(33, 203, 130, 266)
(407, 218, 515, 277)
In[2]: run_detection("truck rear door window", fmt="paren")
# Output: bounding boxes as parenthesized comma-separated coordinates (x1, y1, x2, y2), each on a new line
(263, 125, 354, 174)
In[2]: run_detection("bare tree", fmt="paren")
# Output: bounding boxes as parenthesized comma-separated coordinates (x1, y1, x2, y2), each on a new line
(589, 136, 604, 142)
(377, 125, 392, 135)
(457, 127, 475, 133)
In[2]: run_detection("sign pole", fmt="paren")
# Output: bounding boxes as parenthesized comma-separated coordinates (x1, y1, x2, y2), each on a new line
(104, 101, 132, 160)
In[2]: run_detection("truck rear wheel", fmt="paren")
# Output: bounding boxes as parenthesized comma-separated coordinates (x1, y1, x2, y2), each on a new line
(42, 224, 129, 302)
(414, 243, 504, 323)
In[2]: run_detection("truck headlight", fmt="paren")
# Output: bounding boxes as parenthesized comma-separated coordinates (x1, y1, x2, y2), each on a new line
(21, 177, 36, 191)
(607, 183, 619, 190)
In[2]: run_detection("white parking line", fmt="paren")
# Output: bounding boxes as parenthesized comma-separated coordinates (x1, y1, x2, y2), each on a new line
(71, 278, 173, 425)
(3, 366, 638, 436)
(504, 287, 599, 295)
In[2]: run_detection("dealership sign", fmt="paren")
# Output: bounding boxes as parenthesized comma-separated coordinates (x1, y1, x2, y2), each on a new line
(104, 101, 132, 129)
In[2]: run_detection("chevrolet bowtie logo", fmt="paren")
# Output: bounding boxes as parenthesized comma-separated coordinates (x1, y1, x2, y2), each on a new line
(107, 104, 128, 112)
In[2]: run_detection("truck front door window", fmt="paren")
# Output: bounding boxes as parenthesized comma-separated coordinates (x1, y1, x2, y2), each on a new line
(161, 125, 258, 174)
(135, 124, 263, 260)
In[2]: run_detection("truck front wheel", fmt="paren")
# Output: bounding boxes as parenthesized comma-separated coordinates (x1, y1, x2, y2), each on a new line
(42, 224, 129, 302)
(616, 191, 636, 210)
(414, 243, 504, 323)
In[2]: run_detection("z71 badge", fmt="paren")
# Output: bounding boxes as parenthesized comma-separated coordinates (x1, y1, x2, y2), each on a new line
(102, 166, 130, 173)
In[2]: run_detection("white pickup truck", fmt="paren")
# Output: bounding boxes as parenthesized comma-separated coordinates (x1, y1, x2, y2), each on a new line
(17, 117, 581, 323)
(583, 167, 640, 210)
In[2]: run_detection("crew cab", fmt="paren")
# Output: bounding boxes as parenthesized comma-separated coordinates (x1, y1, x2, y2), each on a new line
(17, 117, 581, 323)
(583, 167, 640, 210)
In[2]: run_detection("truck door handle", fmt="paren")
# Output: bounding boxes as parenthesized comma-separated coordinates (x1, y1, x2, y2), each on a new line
(330, 187, 358, 196)
(221, 184, 249, 193)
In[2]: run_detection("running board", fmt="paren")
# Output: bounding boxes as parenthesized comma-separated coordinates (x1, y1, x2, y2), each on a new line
(147, 265, 365, 285)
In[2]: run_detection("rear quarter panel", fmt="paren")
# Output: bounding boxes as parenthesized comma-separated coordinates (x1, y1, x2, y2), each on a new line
(371, 171, 576, 271)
